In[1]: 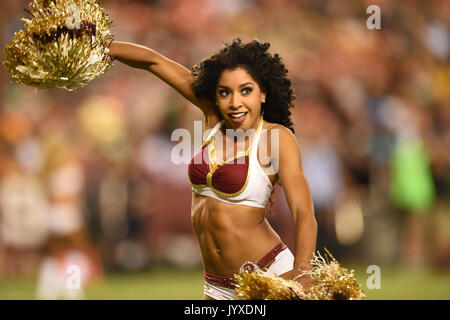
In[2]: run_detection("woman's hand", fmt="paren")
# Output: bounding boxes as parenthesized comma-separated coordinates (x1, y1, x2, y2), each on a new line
(293, 273, 314, 291)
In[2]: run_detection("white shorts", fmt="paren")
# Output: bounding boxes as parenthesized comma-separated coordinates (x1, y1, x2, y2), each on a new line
(204, 247, 294, 300)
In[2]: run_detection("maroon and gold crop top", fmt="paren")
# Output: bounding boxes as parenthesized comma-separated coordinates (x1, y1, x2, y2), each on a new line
(188, 118, 273, 208)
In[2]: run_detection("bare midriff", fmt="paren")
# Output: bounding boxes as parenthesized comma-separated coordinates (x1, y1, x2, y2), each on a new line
(191, 193, 282, 276)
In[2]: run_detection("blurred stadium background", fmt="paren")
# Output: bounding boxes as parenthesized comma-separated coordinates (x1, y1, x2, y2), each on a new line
(0, 0, 449, 300)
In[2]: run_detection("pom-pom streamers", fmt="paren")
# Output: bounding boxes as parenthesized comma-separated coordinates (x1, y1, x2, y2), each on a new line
(233, 249, 366, 300)
(3, 0, 114, 91)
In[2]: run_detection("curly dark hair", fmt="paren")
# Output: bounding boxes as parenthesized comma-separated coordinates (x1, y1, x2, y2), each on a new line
(191, 38, 296, 133)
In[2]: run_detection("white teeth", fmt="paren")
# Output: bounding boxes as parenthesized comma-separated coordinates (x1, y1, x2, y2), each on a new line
(230, 112, 246, 118)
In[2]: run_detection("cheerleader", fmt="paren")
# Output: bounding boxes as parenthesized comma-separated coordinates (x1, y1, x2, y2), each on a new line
(109, 38, 317, 300)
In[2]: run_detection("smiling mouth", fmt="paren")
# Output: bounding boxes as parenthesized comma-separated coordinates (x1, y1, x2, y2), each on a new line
(229, 112, 248, 119)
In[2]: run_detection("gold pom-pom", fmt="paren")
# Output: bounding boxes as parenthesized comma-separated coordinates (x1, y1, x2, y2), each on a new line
(307, 249, 366, 300)
(233, 249, 366, 300)
(3, 0, 114, 91)
(233, 262, 309, 300)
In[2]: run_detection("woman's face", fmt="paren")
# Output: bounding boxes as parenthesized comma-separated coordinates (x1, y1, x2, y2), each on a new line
(216, 67, 266, 131)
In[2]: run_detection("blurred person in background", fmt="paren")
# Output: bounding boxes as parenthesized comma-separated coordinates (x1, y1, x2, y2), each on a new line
(108, 37, 317, 300)
(388, 99, 436, 269)
(296, 100, 344, 256)
(0, 111, 48, 277)
(36, 133, 102, 299)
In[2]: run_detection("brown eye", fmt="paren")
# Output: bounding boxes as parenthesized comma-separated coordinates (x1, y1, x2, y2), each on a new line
(242, 87, 253, 95)
(218, 89, 229, 97)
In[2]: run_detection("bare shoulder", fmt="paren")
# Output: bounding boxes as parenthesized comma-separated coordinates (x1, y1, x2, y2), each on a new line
(257, 122, 301, 179)
(263, 122, 298, 147)
(257, 121, 299, 167)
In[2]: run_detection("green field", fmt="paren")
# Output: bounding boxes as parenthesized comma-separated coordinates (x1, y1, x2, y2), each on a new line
(0, 265, 449, 300)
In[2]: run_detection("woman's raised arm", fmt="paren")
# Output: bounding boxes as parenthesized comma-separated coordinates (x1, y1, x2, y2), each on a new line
(109, 41, 214, 114)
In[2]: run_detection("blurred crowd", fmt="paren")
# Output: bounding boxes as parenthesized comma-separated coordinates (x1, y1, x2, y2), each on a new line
(0, 0, 449, 298)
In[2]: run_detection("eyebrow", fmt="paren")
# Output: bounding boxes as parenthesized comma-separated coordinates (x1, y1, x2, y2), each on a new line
(217, 82, 254, 89)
